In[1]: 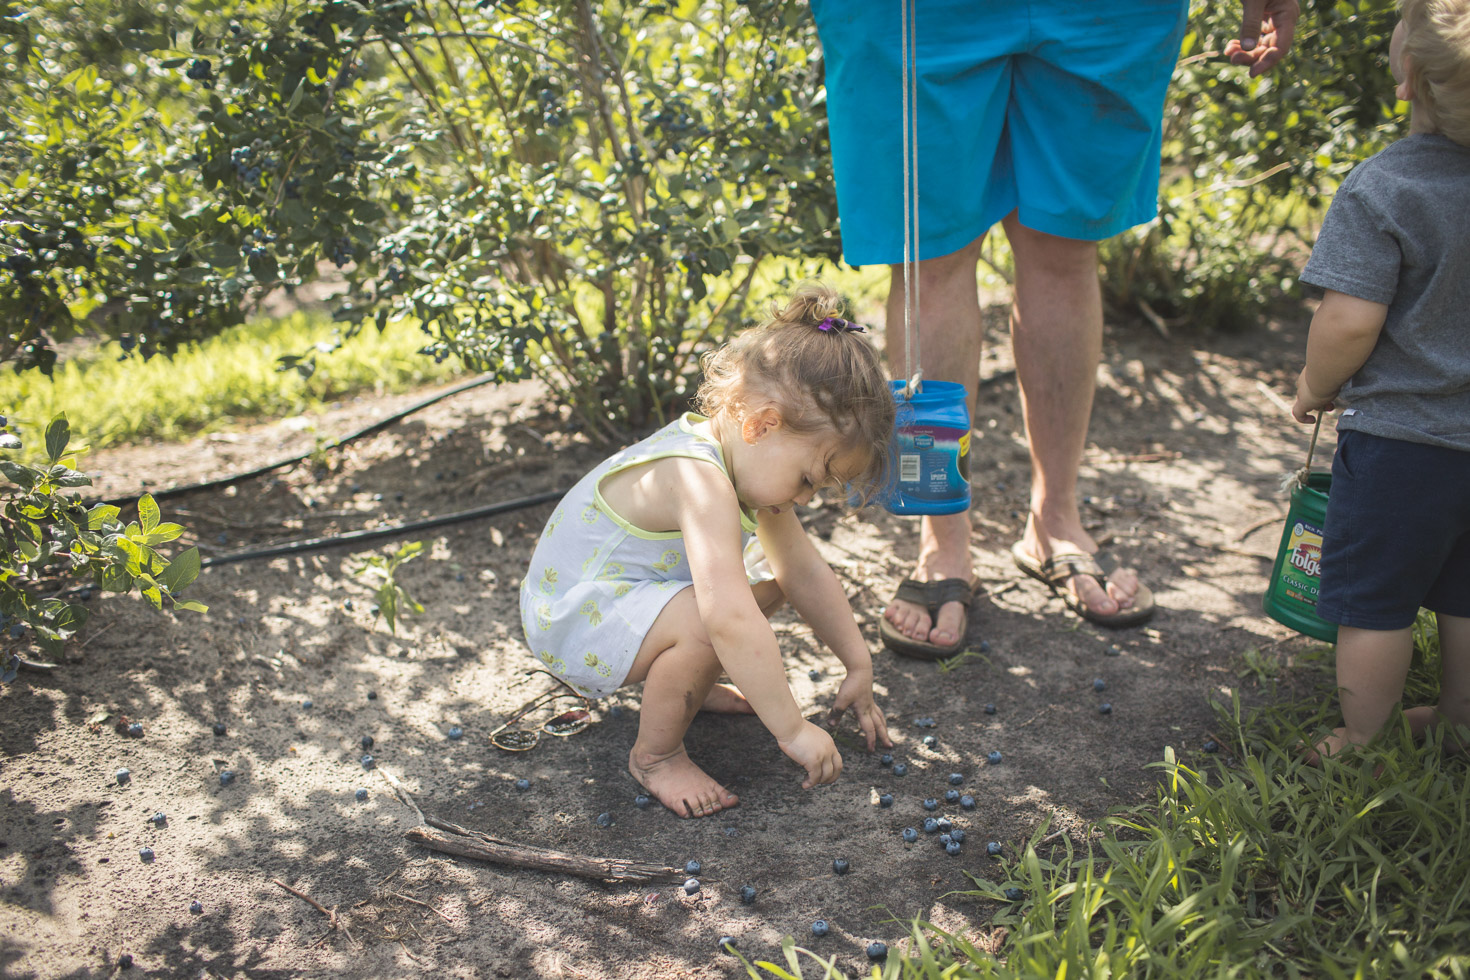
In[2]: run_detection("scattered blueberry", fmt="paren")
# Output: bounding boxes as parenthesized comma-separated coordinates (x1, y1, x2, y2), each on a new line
(139, 847, 154, 862)
(808, 669, 821, 681)
(683, 877, 700, 895)
(979, 640, 991, 654)
(189, 900, 203, 914)
(1099, 703, 1113, 715)
(892, 763, 908, 777)
(1093, 678, 1107, 692)
(128, 723, 143, 738)
(218, 770, 235, 786)
(879, 754, 894, 767)
(115, 768, 131, 786)
(987, 841, 1002, 856)
(945, 789, 960, 803)
(118, 953, 134, 969)
(867, 941, 888, 961)
(8, 624, 23, 639)
(150, 812, 166, 827)
(301, 699, 313, 709)
(610, 705, 624, 719)
(717, 936, 737, 954)
(447, 726, 464, 740)
(923, 798, 938, 811)
(878, 793, 894, 808)
(922, 735, 937, 748)
(213, 722, 227, 737)
(810, 919, 829, 938)
(355, 788, 368, 802)
(685, 859, 702, 875)
(946, 840, 962, 856)
(1106, 644, 1121, 657)
(361, 754, 376, 770)
(515, 778, 530, 791)
(1203, 739, 1219, 753)
(936, 817, 952, 832)
(901, 828, 918, 843)
(984, 703, 997, 715)
(367, 691, 378, 700)
(455, 573, 466, 583)
(923, 818, 939, 834)
(833, 858, 850, 875)
(914, 717, 936, 728)
(988, 751, 1002, 765)
(634, 794, 650, 808)
(740, 885, 757, 904)
(961, 794, 976, 809)
(596, 812, 613, 827)
(1005, 887, 1025, 901)
(948, 773, 964, 785)
(950, 828, 965, 843)
(939, 833, 952, 847)
(361, 735, 374, 750)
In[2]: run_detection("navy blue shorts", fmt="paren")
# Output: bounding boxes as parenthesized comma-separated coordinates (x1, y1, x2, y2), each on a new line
(1316, 430, 1470, 630)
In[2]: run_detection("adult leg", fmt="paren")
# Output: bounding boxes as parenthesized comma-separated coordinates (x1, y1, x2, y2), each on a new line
(883, 237, 986, 647)
(1004, 214, 1145, 619)
(1315, 625, 1415, 758)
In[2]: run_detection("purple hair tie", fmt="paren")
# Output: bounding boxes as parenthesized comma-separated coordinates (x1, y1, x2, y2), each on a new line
(817, 316, 865, 334)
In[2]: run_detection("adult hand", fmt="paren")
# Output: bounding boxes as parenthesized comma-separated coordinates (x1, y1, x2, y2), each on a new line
(1225, 0, 1299, 77)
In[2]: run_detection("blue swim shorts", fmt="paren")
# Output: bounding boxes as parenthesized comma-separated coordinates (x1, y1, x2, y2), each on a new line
(1316, 430, 1470, 630)
(811, 0, 1190, 265)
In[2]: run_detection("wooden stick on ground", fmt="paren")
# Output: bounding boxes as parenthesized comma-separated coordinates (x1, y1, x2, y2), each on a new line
(404, 815, 685, 883)
(272, 878, 355, 947)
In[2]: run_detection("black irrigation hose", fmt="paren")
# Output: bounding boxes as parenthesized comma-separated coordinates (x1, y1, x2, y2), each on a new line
(200, 488, 569, 569)
(100, 373, 501, 508)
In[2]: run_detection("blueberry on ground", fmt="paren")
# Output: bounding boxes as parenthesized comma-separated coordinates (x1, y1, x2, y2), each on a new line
(361, 755, 376, 770)
(150, 812, 166, 827)
(367, 691, 378, 700)
(634, 794, 650, 808)
(833, 858, 850, 875)
(1093, 678, 1107, 692)
(921, 735, 937, 747)
(808, 669, 821, 681)
(979, 640, 991, 653)
(923, 817, 939, 834)
(939, 834, 952, 847)
(685, 859, 702, 875)
(946, 840, 962, 856)
(878, 793, 894, 808)
(118, 953, 134, 969)
(1005, 887, 1025, 901)
(301, 699, 313, 709)
(1203, 739, 1219, 753)
(361, 735, 374, 750)
(128, 722, 143, 738)
(515, 778, 531, 791)
(189, 900, 203, 914)
(961, 794, 976, 809)
(880, 753, 894, 766)
(115, 768, 131, 786)
(892, 763, 908, 777)
(923, 798, 938, 811)
(213, 722, 227, 737)
(740, 885, 757, 904)
(683, 877, 700, 895)
(596, 812, 613, 827)
(950, 828, 965, 842)
(945, 789, 961, 803)
(139, 847, 154, 862)
(610, 706, 624, 719)
(810, 919, 829, 938)
(447, 726, 464, 740)
(219, 770, 236, 786)
(355, 788, 368, 802)
(948, 773, 964, 785)
(717, 936, 736, 954)
(936, 817, 952, 832)
(1099, 702, 1113, 715)
(901, 827, 918, 843)
(988, 750, 1002, 765)
(867, 941, 889, 961)
(985, 704, 996, 715)
(987, 841, 1002, 855)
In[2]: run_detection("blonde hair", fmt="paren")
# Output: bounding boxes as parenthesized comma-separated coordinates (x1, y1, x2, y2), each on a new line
(695, 282, 895, 501)
(1401, 0, 1470, 146)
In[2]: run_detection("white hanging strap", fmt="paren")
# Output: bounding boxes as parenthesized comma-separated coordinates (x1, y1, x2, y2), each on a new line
(900, 0, 922, 400)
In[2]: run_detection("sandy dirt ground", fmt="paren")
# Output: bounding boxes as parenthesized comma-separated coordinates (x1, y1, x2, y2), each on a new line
(0, 300, 1331, 979)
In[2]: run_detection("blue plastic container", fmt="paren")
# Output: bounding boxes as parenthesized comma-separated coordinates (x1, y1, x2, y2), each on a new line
(882, 380, 971, 516)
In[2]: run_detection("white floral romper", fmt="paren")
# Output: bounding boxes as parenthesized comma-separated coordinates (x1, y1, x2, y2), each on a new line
(519, 412, 770, 697)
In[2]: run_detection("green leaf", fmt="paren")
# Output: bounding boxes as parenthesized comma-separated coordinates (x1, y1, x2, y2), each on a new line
(173, 599, 209, 614)
(87, 504, 121, 530)
(158, 547, 201, 594)
(143, 522, 185, 546)
(138, 494, 160, 534)
(0, 461, 38, 490)
(44, 415, 70, 463)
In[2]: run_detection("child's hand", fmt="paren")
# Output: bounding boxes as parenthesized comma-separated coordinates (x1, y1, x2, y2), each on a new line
(827, 669, 893, 752)
(1292, 368, 1337, 423)
(778, 721, 843, 789)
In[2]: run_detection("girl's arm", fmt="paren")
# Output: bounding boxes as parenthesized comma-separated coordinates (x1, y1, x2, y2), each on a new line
(755, 508, 893, 752)
(668, 459, 843, 788)
(1292, 289, 1389, 423)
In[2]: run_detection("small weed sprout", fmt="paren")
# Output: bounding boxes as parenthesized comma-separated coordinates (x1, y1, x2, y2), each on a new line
(937, 649, 991, 674)
(353, 541, 424, 634)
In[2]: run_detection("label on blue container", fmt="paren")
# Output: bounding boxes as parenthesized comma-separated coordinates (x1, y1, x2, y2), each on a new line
(894, 425, 970, 503)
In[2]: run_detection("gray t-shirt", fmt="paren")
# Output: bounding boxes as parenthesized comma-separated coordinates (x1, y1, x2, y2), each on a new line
(1300, 133, 1470, 451)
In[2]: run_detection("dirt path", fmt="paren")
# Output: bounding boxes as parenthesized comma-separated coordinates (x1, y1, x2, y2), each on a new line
(0, 306, 1329, 979)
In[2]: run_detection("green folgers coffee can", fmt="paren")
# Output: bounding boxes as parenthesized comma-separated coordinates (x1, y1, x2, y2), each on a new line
(1262, 472, 1338, 643)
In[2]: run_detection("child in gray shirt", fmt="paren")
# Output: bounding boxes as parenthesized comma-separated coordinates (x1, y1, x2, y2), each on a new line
(1291, 0, 1470, 762)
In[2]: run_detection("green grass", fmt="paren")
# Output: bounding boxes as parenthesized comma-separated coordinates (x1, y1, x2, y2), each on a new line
(0, 312, 468, 457)
(741, 613, 1470, 979)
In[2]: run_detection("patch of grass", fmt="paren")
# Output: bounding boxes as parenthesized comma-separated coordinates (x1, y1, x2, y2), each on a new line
(749, 611, 1470, 979)
(0, 312, 467, 456)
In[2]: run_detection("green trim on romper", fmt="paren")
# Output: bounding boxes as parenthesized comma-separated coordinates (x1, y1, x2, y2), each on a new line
(590, 412, 759, 541)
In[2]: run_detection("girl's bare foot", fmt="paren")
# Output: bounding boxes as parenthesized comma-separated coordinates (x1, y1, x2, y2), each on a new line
(628, 745, 739, 818)
(700, 682, 755, 715)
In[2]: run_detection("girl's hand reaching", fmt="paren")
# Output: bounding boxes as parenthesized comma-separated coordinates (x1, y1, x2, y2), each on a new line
(827, 668, 893, 752)
(778, 721, 843, 789)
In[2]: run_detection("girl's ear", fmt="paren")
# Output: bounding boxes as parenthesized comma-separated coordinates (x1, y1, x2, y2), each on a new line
(1397, 55, 1415, 103)
(740, 406, 782, 443)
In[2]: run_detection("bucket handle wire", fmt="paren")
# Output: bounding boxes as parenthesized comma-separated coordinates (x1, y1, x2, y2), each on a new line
(1281, 415, 1323, 494)
(899, 0, 922, 400)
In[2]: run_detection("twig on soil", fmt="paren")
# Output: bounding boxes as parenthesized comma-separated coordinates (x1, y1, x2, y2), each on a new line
(397, 940, 424, 965)
(1235, 511, 1286, 541)
(1040, 829, 1068, 845)
(77, 622, 117, 651)
(1085, 450, 1182, 464)
(387, 891, 454, 924)
(1016, 705, 1057, 729)
(1255, 379, 1294, 416)
(377, 767, 426, 825)
(272, 878, 356, 948)
(405, 815, 686, 883)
